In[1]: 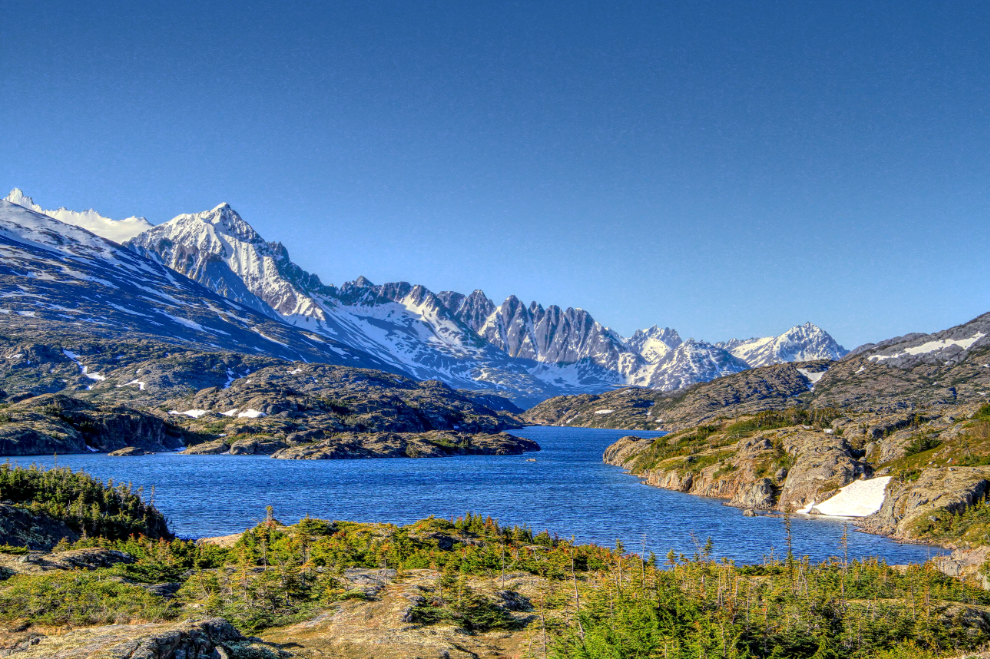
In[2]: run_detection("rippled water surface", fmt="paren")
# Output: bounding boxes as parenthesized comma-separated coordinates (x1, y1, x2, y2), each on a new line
(20, 426, 941, 564)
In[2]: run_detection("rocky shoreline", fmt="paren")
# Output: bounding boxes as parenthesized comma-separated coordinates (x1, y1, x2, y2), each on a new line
(602, 402, 990, 549)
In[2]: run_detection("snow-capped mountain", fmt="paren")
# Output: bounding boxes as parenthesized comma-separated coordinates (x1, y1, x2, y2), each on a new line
(436, 292, 750, 390)
(628, 339, 752, 390)
(2, 188, 857, 403)
(626, 326, 683, 363)
(438, 291, 633, 371)
(125, 203, 621, 404)
(0, 200, 395, 371)
(716, 322, 848, 368)
(5, 189, 153, 244)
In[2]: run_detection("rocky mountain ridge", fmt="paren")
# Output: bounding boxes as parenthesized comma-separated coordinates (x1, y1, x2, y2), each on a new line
(5, 188, 852, 403)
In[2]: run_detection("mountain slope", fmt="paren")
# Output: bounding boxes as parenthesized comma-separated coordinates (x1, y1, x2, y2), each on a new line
(4, 189, 153, 244)
(4, 188, 854, 403)
(0, 200, 399, 374)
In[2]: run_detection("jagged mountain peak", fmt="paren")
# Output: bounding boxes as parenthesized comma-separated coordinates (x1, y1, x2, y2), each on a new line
(6, 188, 35, 208)
(127, 203, 328, 319)
(626, 325, 683, 363)
(162, 202, 263, 244)
(4, 188, 153, 244)
(717, 322, 848, 368)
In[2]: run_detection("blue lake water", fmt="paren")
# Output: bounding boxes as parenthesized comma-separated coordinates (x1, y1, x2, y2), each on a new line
(17, 426, 941, 564)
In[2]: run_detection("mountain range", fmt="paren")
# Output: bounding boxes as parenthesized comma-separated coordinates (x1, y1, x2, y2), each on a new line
(2, 188, 851, 405)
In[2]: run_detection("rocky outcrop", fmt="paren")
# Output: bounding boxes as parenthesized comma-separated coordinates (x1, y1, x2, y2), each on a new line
(602, 436, 654, 465)
(12, 547, 135, 572)
(2, 617, 285, 658)
(933, 547, 990, 588)
(271, 431, 539, 460)
(0, 504, 79, 550)
(228, 437, 289, 455)
(109, 446, 150, 456)
(604, 424, 871, 514)
(0, 394, 187, 455)
(860, 467, 990, 539)
(777, 430, 871, 511)
(731, 478, 777, 510)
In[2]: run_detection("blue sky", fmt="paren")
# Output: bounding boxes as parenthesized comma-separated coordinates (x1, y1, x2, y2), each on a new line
(3, 1, 989, 348)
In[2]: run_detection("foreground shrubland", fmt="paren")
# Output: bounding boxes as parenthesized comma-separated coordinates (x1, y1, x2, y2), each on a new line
(0, 465, 989, 657)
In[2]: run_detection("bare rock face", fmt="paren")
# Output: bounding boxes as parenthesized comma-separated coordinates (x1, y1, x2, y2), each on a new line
(3, 617, 285, 658)
(0, 504, 79, 550)
(602, 436, 655, 465)
(108, 446, 149, 456)
(227, 437, 288, 455)
(777, 430, 870, 511)
(860, 467, 990, 539)
(933, 547, 990, 588)
(15, 547, 135, 572)
(730, 478, 777, 510)
(181, 439, 227, 455)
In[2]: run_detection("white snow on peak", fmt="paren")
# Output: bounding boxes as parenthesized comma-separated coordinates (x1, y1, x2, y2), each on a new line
(718, 322, 847, 368)
(625, 326, 682, 363)
(4, 189, 153, 243)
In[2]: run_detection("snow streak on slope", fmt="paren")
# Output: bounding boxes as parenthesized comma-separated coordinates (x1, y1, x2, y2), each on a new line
(851, 312, 990, 368)
(5, 189, 153, 244)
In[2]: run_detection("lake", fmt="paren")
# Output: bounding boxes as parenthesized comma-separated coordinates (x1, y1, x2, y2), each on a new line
(18, 426, 941, 564)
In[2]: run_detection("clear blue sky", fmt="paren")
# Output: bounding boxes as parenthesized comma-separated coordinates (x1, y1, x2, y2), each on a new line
(3, 1, 989, 349)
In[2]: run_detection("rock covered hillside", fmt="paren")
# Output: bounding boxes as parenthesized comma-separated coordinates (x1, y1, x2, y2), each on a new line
(525, 312, 990, 431)
(4, 188, 850, 404)
(601, 402, 990, 547)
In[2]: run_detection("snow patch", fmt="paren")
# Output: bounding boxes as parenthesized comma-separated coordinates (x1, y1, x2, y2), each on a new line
(116, 379, 146, 391)
(594, 409, 614, 415)
(870, 333, 986, 361)
(178, 409, 210, 418)
(811, 477, 892, 517)
(796, 367, 826, 387)
(237, 408, 266, 419)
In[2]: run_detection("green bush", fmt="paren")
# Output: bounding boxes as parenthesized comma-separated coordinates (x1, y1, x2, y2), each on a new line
(0, 572, 176, 625)
(904, 433, 942, 457)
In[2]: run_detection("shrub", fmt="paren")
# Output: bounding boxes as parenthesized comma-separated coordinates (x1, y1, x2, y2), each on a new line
(0, 572, 176, 625)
